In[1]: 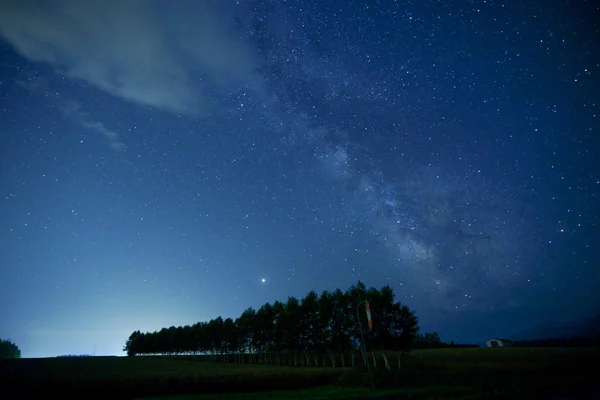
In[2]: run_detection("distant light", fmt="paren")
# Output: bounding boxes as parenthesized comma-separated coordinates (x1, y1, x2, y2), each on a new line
(261, 278, 266, 283)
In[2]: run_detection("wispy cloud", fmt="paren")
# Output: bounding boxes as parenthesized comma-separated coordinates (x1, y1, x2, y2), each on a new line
(61, 98, 126, 151)
(81, 120, 125, 151)
(17, 78, 127, 151)
(0, 0, 260, 115)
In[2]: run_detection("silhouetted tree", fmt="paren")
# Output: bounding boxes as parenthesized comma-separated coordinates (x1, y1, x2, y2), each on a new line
(253, 303, 276, 352)
(368, 288, 420, 351)
(235, 308, 256, 353)
(330, 288, 353, 351)
(415, 332, 443, 348)
(206, 317, 224, 354)
(0, 339, 21, 359)
(123, 330, 141, 356)
(221, 318, 237, 353)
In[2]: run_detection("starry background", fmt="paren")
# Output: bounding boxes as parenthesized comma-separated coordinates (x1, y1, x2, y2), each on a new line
(1, 0, 598, 358)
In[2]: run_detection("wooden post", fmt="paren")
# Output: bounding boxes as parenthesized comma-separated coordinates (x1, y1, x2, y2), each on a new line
(382, 351, 390, 370)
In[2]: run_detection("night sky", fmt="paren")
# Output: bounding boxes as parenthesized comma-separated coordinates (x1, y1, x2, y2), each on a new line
(1, 0, 599, 358)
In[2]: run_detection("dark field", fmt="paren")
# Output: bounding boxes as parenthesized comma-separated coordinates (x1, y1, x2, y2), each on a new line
(2, 347, 599, 399)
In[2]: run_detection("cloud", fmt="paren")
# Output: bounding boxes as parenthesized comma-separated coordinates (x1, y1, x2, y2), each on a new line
(0, 0, 260, 115)
(63, 99, 125, 151)
(81, 121, 125, 151)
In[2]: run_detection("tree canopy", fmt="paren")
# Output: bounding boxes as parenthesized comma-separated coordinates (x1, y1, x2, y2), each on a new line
(124, 281, 419, 356)
(0, 339, 21, 359)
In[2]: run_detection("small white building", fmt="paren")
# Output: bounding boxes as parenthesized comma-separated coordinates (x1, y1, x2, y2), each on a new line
(486, 338, 513, 347)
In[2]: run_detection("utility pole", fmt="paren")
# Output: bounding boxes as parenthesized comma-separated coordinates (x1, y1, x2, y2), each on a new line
(356, 300, 374, 391)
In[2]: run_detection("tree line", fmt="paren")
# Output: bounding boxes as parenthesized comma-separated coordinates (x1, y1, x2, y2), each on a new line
(413, 332, 478, 349)
(124, 281, 421, 356)
(513, 336, 600, 347)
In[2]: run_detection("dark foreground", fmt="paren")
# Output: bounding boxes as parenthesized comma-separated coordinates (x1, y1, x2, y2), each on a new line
(1, 347, 599, 399)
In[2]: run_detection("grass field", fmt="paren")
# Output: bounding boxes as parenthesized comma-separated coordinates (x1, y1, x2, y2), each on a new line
(2, 347, 599, 399)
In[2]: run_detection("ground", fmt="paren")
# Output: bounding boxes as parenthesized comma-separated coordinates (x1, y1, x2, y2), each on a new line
(1, 347, 599, 399)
